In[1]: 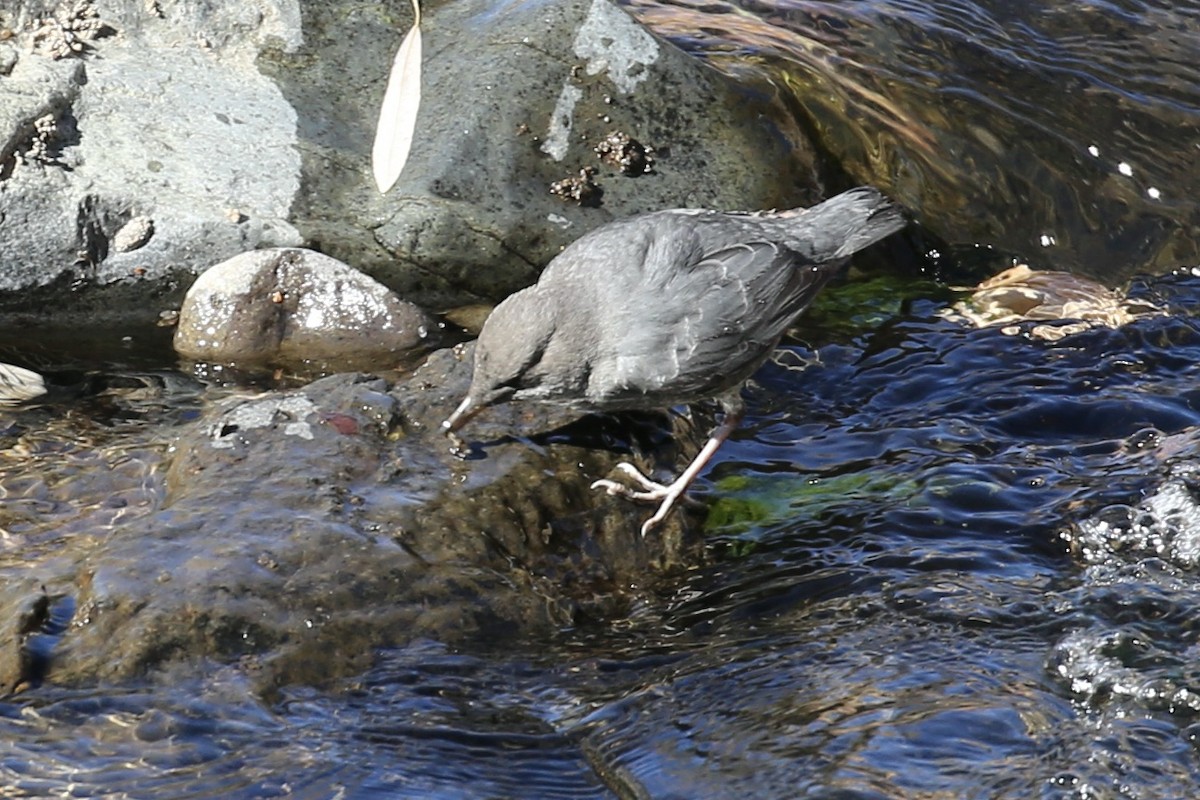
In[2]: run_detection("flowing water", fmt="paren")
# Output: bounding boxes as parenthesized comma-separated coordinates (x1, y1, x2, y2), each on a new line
(622, 0, 1200, 281)
(5, 0, 1200, 797)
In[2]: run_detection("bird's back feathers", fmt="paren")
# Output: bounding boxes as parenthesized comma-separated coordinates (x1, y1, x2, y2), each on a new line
(462, 186, 907, 415)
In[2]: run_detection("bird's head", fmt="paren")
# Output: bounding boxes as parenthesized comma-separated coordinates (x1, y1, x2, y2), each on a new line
(442, 287, 556, 435)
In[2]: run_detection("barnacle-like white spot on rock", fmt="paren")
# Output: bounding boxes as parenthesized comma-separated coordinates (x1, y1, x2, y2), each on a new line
(112, 216, 155, 252)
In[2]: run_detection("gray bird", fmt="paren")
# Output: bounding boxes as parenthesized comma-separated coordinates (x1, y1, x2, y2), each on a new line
(443, 186, 907, 535)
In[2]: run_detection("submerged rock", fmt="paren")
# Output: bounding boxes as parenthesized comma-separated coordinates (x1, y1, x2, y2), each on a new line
(0, 352, 704, 692)
(942, 264, 1166, 340)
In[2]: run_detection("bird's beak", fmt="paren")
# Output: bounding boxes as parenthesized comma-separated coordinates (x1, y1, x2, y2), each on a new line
(441, 395, 481, 434)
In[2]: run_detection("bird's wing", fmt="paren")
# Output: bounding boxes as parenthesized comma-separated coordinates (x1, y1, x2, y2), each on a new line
(593, 230, 831, 403)
(663, 239, 828, 396)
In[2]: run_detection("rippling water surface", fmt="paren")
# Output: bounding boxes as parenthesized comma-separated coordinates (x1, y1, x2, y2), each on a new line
(622, 0, 1200, 280)
(5, 1, 1200, 797)
(7, 269, 1200, 797)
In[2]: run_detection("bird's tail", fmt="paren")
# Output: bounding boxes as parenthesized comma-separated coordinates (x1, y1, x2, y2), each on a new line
(774, 186, 907, 261)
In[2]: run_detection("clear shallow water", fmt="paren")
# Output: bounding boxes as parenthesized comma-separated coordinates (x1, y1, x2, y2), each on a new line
(6, 270, 1200, 797)
(6, 2, 1200, 797)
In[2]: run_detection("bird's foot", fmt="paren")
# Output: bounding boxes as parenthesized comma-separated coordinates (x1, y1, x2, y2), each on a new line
(590, 462, 698, 536)
(590, 462, 670, 499)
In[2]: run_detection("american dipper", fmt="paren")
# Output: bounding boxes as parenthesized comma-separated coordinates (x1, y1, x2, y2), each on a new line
(443, 186, 907, 535)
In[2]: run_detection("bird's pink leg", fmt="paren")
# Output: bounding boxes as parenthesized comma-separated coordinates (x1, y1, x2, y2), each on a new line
(591, 406, 743, 536)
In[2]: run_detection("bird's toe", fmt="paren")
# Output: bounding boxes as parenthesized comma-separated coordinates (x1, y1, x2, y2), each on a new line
(590, 477, 663, 502)
(613, 462, 671, 494)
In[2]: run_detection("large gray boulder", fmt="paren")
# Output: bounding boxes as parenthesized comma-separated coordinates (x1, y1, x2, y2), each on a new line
(0, 0, 304, 321)
(362, 0, 823, 305)
(0, 0, 820, 322)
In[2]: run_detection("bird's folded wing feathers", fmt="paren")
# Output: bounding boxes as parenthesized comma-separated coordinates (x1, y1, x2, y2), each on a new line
(670, 241, 815, 389)
(603, 239, 815, 399)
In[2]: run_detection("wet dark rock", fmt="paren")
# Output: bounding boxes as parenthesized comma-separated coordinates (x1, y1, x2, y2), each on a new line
(0, 354, 704, 691)
(385, 344, 707, 574)
(173, 248, 437, 372)
(0, 589, 51, 694)
(621, 1, 1200, 282)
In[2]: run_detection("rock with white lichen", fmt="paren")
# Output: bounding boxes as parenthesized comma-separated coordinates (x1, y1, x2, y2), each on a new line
(173, 248, 438, 371)
(0, 362, 45, 405)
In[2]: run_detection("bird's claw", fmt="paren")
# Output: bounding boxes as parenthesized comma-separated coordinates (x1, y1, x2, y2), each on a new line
(590, 461, 700, 536)
(590, 462, 670, 501)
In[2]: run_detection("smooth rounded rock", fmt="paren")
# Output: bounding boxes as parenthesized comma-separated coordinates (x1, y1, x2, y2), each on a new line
(173, 247, 437, 370)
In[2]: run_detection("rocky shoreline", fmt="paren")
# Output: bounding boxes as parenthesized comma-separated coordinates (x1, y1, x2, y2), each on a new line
(0, 0, 806, 689)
